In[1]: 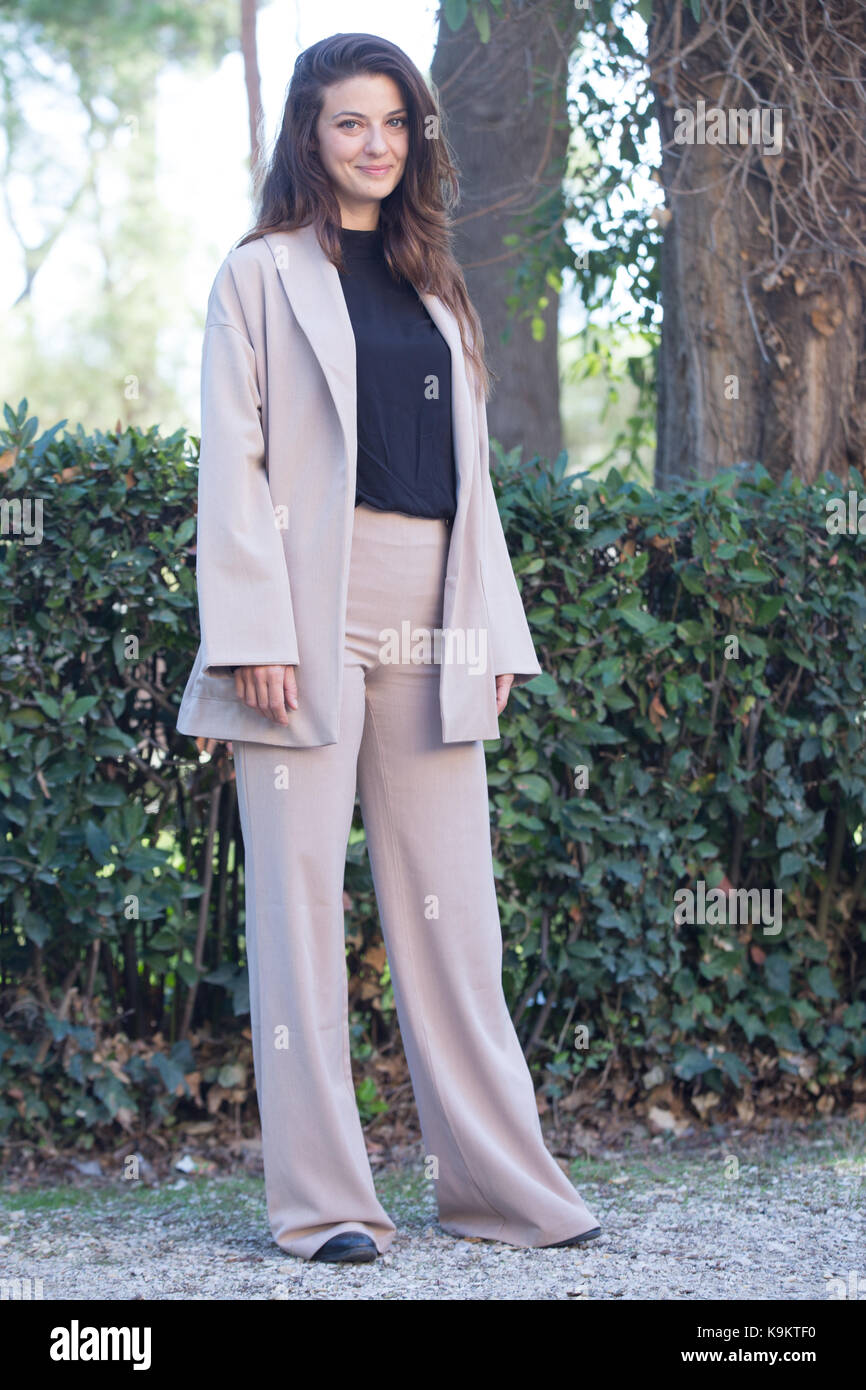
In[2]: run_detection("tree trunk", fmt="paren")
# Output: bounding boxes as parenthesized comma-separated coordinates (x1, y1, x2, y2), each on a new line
(430, 0, 585, 467)
(649, 0, 866, 486)
(241, 0, 262, 173)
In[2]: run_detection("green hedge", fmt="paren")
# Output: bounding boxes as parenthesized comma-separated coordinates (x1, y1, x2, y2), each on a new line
(493, 446, 866, 1108)
(0, 398, 864, 1146)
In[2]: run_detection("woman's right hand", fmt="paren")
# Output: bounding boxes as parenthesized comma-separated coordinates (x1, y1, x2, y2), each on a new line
(233, 665, 299, 724)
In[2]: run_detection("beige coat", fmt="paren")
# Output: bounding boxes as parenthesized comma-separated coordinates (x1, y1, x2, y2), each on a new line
(175, 222, 541, 748)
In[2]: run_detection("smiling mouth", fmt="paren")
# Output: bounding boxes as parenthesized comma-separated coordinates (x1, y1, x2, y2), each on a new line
(357, 166, 392, 173)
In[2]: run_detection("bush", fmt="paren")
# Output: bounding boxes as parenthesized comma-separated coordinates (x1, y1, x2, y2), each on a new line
(1, 399, 864, 1145)
(490, 444, 866, 1114)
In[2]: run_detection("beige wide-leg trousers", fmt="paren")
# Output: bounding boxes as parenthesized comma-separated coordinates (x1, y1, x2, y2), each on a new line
(233, 501, 599, 1259)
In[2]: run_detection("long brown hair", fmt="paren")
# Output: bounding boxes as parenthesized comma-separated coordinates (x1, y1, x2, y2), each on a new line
(237, 32, 492, 400)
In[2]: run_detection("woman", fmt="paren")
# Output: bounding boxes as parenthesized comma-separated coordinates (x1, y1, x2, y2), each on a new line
(176, 32, 601, 1264)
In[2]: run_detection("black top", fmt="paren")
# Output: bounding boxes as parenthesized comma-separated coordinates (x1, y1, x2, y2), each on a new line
(337, 225, 457, 523)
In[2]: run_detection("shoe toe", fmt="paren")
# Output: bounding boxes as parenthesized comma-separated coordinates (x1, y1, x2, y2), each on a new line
(543, 1226, 602, 1248)
(311, 1231, 378, 1263)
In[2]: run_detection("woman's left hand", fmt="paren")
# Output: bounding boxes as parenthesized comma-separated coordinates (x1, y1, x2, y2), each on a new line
(495, 673, 514, 715)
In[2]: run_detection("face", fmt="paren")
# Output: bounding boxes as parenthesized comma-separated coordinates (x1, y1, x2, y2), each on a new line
(314, 73, 410, 229)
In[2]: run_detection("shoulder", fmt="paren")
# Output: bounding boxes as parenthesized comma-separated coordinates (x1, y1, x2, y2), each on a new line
(206, 238, 271, 314)
(205, 227, 314, 329)
(222, 226, 315, 284)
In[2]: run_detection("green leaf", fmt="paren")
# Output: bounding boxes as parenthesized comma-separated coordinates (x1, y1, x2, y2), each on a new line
(444, 0, 468, 31)
(735, 567, 773, 583)
(588, 526, 623, 549)
(779, 850, 804, 877)
(514, 774, 550, 804)
(24, 917, 51, 947)
(528, 671, 558, 696)
(150, 1053, 188, 1094)
(674, 1047, 714, 1080)
(33, 692, 61, 719)
(679, 567, 706, 595)
(472, 3, 491, 42)
(67, 696, 100, 721)
(764, 954, 790, 994)
(93, 1075, 133, 1118)
(8, 709, 44, 727)
(618, 606, 657, 634)
(807, 965, 837, 1000)
(755, 594, 785, 623)
(87, 783, 127, 806)
(148, 928, 180, 951)
(718, 1052, 752, 1084)
(84, 820, 112, 864)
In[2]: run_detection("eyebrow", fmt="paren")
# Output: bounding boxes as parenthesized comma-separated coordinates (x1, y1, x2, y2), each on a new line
(330, 108, 408, 120)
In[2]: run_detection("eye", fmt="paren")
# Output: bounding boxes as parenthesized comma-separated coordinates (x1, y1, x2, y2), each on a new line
(337, 116, 407, 131)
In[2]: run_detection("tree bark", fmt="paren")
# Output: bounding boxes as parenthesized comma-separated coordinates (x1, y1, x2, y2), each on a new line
(430, 0, 585, 466)
(241, 0, 262, 173)
(649, 0, 866, 486)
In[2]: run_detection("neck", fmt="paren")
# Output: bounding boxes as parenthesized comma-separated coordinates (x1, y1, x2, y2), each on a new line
(339, 207, 380, 232)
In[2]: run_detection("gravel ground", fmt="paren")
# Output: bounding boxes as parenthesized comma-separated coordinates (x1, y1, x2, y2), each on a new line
(1, 1121, 864, 1300)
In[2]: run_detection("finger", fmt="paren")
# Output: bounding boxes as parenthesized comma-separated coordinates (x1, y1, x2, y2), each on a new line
(266, 667, 291, 724)
(252, 668, 274, 719)
(284, 665, 299, 711)
(240, 668, 257, 708)
(496, 676, 513, 714)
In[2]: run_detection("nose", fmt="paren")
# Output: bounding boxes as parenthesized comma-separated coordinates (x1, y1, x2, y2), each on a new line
(363, 127, 389, 156)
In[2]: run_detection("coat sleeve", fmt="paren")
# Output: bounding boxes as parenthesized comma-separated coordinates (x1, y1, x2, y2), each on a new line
(193, 262, 300, 678)
(477, 390, 543, 688)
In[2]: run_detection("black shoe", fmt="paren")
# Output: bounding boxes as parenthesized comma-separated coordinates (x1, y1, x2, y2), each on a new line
(310, 1231, 378, 1263)
(542, 1226, 602, 1248)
